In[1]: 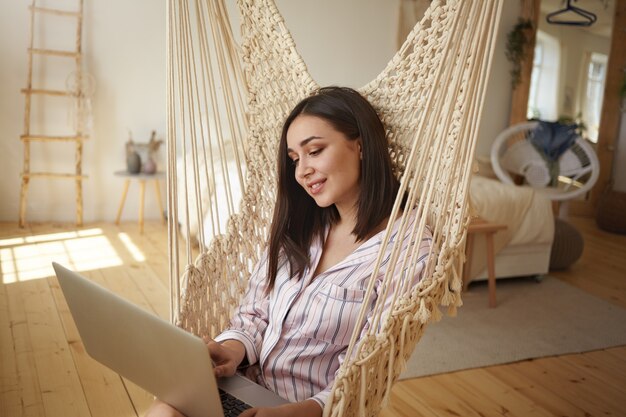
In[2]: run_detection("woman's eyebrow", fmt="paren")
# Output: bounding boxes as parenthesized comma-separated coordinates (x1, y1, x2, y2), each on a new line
(287, 136, 322, 153)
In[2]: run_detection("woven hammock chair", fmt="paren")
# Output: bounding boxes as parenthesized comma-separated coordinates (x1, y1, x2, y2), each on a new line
(166, 1, 503, 416)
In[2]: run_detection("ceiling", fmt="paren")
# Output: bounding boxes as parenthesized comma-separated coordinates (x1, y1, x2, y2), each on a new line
(539, 0, 615, 37)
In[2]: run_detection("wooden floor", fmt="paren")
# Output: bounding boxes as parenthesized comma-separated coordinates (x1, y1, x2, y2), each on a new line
(1, 217, 625, 416)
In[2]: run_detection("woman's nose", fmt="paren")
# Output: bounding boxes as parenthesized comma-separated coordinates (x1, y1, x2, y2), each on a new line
(296, 160, 313, 179)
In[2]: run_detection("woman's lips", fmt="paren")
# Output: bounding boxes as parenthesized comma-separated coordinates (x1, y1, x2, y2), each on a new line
(308, 179, 325, 195)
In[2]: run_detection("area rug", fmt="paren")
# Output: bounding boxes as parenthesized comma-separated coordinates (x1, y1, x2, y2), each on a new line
(400, 276, 626, 379)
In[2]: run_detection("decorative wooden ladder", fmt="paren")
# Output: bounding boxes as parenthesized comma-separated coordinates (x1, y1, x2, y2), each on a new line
(19, 0, 88, 227)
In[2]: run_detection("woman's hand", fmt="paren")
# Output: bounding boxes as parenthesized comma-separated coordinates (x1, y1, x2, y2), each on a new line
(239, 399, 322, 417)
(204, 337, 246, 378)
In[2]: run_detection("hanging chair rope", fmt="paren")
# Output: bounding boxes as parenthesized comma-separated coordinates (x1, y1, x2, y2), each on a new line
(166, 0, 503, 415)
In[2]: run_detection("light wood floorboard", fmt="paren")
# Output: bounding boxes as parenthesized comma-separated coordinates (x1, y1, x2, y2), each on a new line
(1, 217, 624, 416)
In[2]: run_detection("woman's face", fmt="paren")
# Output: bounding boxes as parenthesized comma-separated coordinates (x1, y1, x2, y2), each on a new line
(286, 115, 362, 216)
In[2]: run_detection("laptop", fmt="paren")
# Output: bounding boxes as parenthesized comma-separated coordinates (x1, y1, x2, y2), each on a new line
(52, 262, 288, 417)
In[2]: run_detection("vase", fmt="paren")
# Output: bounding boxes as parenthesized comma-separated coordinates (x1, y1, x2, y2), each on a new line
(143, 156, 157, 174)
(126, 151, 141, 174)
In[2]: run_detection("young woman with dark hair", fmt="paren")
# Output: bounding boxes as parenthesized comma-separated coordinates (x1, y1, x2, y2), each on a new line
(147, 87, 431, 417)
(268, 86, 401, 292)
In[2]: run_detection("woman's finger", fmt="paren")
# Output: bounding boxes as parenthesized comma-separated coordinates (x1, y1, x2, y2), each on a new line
(238, 407, 258, 417)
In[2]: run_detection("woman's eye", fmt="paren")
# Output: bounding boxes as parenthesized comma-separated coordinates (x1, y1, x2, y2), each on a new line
(310, 149, 322, 156)
(291, 158, 299, 167)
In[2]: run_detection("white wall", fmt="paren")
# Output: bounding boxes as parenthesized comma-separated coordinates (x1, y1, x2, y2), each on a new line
(0, 0, 517, 222)
(273, 0, 398, 88)
(0, 0, 399, 223)
(472, 2, 521, 158)
(0, 0, 166, 223)
(0, 3, 29, 221)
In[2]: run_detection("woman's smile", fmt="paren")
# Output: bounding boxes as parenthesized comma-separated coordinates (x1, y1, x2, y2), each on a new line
(307, 178, 326, 194)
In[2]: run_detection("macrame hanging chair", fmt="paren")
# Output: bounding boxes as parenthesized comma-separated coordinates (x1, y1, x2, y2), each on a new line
(166, 1, 503, 416)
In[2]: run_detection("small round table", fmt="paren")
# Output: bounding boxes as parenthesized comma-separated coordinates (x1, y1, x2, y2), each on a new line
(114, 171, 166, 233)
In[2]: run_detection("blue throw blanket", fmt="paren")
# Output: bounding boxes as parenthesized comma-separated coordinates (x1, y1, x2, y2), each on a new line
(529, 121, 579, 186)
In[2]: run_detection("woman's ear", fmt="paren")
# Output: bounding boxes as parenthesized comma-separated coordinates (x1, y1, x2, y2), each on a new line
(357, 139, 363, 159)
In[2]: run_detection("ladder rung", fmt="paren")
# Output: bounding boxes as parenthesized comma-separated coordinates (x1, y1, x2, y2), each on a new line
(29, 48, 80, 58)
(21, 135, 87, 142)
(21, 88, 75, 97)
(22, 172, 87, 180)
(29, 6, 81, 18)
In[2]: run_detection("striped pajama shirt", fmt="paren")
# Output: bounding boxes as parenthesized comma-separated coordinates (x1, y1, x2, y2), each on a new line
(215, 210, 432, 409)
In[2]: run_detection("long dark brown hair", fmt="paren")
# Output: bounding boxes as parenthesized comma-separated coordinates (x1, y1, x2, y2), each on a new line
(266, 86, 399, 291)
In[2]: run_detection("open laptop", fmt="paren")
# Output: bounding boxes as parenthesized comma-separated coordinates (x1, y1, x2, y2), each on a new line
(52, 262, 288, 417)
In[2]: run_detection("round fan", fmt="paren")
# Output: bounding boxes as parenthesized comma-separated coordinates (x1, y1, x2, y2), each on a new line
(490, 121, 599, 201)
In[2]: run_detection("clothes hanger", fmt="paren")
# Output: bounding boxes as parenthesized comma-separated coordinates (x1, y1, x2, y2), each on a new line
(546, 0, 597, 27)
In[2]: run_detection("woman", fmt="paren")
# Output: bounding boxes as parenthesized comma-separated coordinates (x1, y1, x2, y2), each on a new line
(147, 87, 431, 417)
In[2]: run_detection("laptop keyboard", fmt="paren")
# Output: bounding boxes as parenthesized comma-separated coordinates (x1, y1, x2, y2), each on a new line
(219, 389, 253, 417)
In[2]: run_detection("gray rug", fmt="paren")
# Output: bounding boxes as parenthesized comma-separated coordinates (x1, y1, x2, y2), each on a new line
(400, 276, 626, 379)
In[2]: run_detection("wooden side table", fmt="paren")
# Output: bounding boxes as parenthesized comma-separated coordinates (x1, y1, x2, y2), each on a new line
(114, 171, 166, 233)
(463, 217, 507, 308)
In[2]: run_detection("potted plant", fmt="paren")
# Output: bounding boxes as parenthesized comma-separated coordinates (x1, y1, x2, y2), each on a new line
(505, 18, 534, 88)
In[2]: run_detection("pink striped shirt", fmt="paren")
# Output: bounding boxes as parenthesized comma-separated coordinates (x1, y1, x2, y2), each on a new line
(215, 211, 432, 408)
